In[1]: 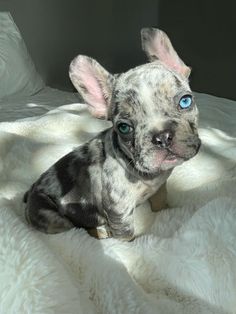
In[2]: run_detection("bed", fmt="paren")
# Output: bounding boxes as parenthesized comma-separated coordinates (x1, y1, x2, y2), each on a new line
(0, 12, 236, 314)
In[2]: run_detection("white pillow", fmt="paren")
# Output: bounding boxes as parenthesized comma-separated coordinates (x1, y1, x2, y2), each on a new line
(0, 12, 44, 99)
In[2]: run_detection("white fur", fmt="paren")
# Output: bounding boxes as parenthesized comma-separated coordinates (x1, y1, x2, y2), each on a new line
(0, 93, 236, 313)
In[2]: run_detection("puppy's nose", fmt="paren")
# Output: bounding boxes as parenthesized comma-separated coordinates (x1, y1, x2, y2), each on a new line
(152, 130, 173, 148)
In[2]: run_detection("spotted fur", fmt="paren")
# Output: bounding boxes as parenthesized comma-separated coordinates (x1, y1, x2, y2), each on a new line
(24, 28, 201, 241)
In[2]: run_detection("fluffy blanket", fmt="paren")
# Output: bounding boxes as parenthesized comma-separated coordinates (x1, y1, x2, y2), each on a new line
(0, 93, 236, 314)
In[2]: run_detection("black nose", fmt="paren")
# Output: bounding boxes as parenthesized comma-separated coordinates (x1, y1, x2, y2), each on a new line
(152, 130, 173, 148)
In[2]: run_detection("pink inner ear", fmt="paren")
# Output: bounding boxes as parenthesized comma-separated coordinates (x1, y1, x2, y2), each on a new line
(153, 35, 189, 77)
(88, 104, 107, 119)
(70, 55, 109, 118)
(79, 61, 106, 106)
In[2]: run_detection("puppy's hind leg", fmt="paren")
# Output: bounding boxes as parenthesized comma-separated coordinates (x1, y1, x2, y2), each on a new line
(25, 193, 73, 234)
(26, 206, 74, 234)
(26, 207, 73, 234)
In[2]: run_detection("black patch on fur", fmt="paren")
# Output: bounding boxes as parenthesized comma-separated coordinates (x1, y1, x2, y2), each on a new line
(189, 121, 196, 133)
(125, 89, 140, 107)
(163, 111, 170, 117)
(64, 203, 103, 228)
(174, 76, 182, 88)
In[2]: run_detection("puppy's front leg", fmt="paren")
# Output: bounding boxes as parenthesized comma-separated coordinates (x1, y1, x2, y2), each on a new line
(105, 209, 135, 241)
(149, 182, 168, 212)
(102, 161, 135, 241)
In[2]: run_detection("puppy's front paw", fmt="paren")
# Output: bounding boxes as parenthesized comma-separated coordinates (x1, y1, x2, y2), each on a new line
(119, 234, 135, 242)
(87, 225, 112, 239)
(111, 229, 135, 242)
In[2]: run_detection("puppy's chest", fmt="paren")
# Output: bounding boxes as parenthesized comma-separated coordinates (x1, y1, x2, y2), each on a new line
(134, 176, 166, 204)
(103, 156, 171, 206)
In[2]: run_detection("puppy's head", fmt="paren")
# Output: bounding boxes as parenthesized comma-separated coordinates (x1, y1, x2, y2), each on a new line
(69, 28, 201, 175)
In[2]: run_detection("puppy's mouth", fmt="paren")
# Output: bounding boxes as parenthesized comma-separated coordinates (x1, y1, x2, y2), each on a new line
(163, 152, 181, 163)
(153, 146, 197, 171)
(157, 140, 201, 170)
(134, 151, 183, 176)
(146, 150, 184, 173)
(161, 151, 186, 168)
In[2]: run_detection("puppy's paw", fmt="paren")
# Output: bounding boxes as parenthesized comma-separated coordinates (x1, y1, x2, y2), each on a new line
(87, 225, 112, 239)
(111, 230, 135, 242)
(120, 235, 135, 242)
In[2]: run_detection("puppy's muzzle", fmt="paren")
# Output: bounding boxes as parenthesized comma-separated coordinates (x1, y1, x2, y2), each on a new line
(151, 129, 173, 148)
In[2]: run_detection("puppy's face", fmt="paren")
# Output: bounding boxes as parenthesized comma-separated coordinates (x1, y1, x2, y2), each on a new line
(111, 62, 200, 173)
(69, 28, 200, 174)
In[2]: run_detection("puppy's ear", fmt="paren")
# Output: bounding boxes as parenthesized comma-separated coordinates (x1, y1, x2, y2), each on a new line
(69, 55, 114, 119)
(141, 28, 191, 79)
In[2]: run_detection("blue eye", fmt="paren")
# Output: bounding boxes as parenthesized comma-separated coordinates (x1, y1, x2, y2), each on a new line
(179, 95, 192, 109)
(117, 123, 133, 134)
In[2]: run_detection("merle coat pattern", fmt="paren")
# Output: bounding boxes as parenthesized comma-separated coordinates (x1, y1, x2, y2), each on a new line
(24, 28, 201, 241)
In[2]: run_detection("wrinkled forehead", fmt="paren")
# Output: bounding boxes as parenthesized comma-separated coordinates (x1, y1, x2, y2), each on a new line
(112, 62, 190, 117)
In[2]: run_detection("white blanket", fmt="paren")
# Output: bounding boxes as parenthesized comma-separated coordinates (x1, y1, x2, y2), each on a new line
(0, 93, 236, 314)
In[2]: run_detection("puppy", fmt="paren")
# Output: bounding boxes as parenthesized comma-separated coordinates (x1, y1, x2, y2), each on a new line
(24, 28, 200, 241)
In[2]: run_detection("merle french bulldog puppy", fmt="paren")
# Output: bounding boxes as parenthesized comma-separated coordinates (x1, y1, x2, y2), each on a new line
(24, 28, 200, 241)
